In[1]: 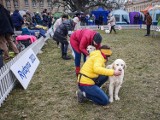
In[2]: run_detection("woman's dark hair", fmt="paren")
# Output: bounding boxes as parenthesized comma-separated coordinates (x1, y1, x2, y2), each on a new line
(99, 45, 111, 50)
(23, 14, 27, 17)
(61, 14, 68, 19)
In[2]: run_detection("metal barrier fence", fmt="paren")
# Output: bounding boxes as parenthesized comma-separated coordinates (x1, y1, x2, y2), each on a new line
(0, 24, 158, 107)
(81, 24, 158, 30)
(0, 29, 51, 107)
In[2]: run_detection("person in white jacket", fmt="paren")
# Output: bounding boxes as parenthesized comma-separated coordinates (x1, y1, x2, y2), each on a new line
(73, 16, 81, 30)
(107, 13, 116, 34)
(53, 14, 68, 47)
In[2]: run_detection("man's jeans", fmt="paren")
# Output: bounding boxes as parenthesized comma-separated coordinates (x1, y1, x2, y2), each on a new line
(78, 75, 109, 105)
(73, 48, 86, 67)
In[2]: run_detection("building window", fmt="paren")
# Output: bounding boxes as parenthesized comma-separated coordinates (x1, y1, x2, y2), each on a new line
(0, 0, 3, 4)
(13, 0, 19, 7)
(32, 0, 36, 7)
(40, 0, 44, 7)
(47, 0, 51, 7)
(5, 0, 11, 7)
(24, 0, 29, 6)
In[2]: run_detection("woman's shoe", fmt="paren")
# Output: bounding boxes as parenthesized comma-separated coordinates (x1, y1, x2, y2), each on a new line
(62, 55, 71, 60)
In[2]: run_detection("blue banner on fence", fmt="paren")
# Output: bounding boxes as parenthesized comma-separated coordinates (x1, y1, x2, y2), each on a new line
(10, 49, 40, 89)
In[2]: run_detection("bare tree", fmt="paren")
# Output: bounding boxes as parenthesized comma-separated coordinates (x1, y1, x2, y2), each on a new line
(50, 0, 127, 13)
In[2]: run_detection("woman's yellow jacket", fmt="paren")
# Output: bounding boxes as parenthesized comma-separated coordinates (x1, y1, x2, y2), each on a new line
(78, 50, 114, 85)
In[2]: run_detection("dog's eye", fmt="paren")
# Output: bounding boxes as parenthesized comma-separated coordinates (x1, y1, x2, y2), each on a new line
(116, 64, 119, 66)
(121, 64, 124, 66)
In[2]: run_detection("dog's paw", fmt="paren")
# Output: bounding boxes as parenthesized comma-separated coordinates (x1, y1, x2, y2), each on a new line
(115, 96, 120, 101)
(109, 98, 113, 103)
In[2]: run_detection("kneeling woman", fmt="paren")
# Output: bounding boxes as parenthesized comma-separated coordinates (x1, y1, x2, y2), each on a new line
(76, 45, 121, 105)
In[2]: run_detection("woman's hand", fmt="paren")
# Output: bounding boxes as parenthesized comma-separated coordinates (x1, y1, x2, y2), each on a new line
(114, 70, 121, 76)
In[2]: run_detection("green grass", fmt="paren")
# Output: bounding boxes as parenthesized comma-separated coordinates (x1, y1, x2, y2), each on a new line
(0, 29, 160, 120)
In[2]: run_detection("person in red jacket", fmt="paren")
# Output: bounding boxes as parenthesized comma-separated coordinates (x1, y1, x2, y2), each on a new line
(70, 29, 102, 76)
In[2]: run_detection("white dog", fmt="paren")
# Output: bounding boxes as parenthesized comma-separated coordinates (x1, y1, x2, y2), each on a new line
(105, 29, 110, 34)
(107, 59, 126, 103)
(87, 45, 96, 54)
(86, 45, 96, 59)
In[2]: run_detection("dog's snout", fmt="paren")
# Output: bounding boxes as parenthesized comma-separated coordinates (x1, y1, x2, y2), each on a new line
(118, 68, 122, 71)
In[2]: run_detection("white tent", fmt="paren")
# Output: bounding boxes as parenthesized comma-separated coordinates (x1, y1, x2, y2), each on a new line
(110, 9, 130, 24)
(149, 5, 160, 25)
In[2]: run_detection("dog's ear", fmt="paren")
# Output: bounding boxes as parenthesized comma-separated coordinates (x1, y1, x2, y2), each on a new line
(112, 63, 116, 70)
(107, 63, 115, 69)
(106, 64, 112, 69)
(123, 62, 126, 69)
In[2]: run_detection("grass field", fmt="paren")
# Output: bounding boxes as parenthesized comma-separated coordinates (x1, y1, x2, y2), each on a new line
(0, 29, 160, 120)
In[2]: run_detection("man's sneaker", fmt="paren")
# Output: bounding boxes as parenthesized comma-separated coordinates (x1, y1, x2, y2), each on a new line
(76, 90, 85, 103)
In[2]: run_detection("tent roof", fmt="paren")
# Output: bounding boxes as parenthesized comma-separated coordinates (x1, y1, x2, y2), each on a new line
(96, 7, 105, 11)
(129, 11, 144, 16)
(151, 5, 160, 10)
(92, 7, 107, 12)
(111, 9, 129, 15)
(149, 9, 160, 14)
(141, 5, 153, 15)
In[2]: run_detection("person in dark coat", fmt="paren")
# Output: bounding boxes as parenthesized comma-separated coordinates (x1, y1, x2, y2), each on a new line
(34, 13, 42, 25)
(98, 15, 103, 25)
(53, 19, 76, 60)
(42, 12, 48, 26)
(47, 12, 53, 28)
(133, 14, 139, 24)
(0, 4, 19, 60)
(11, 9, 24, 31)
(144, 12, 152, 36)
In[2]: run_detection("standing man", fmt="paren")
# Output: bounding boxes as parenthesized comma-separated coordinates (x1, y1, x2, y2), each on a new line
(0, 4, 19, 60)
(53, 19, 76, 60)
(70, 29, 102, 76)
(53, 14, 68, 48)
(11, 10, 24, 31)
(108, 13, 116, 34)
(144, 12, 152, 36)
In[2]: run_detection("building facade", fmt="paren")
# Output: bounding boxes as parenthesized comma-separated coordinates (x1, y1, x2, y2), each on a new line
(125, 0, 160, 12)
(0, 0, 63, 13)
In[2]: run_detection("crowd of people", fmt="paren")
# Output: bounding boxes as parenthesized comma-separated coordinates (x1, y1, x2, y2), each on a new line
(0, 4, 54, 67)
(0, 4, 19, 61)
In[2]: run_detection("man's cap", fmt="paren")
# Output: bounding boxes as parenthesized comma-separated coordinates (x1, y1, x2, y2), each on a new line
(93, 33, 102, 44)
